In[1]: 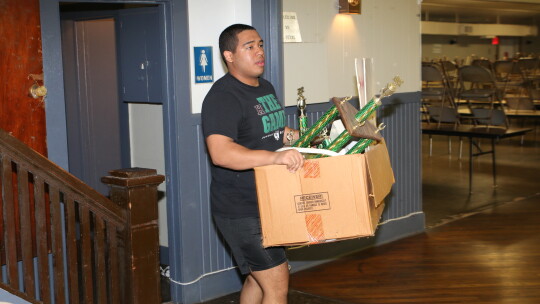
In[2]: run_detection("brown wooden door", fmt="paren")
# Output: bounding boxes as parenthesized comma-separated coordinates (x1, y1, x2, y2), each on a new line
(0, 0, 47, 156)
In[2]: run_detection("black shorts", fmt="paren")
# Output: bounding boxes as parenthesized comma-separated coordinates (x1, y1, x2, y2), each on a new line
(213, 215, 287, 275)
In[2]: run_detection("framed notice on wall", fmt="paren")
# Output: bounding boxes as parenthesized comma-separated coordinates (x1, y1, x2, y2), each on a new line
(283, 12, 302, 43)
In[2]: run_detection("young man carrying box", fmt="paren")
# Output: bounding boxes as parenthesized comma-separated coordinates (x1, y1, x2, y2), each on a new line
(201, 24, 303, 304)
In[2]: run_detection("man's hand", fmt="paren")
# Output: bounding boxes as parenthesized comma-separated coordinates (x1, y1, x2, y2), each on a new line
(273, 149, 304, 172)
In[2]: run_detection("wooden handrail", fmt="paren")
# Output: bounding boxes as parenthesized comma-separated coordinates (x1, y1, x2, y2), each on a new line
(0, 128, 125, 225)
(0, 127, 164, 304)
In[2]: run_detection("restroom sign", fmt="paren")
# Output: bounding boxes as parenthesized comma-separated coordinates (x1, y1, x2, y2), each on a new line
(194, 46, 214, 83)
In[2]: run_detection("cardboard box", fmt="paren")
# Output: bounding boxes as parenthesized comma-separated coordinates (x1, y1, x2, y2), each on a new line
(254, 142, 395, 247)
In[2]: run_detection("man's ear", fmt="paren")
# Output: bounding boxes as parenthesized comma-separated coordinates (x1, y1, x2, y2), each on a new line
(223, 50, 233, 63)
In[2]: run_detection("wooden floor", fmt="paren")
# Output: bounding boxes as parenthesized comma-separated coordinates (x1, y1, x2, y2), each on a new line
(290, 194, 540, 303)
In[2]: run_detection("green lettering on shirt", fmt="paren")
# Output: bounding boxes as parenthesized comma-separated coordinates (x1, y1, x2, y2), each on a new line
(257, 94, 286, 134)
(257, 94, 281, 112)
(258, 97, 270, 112)
(261, 110, 286, 134)
(262, 115, 271, 133)
(267, 95, 282, 112)
(269, 112, 277, 132)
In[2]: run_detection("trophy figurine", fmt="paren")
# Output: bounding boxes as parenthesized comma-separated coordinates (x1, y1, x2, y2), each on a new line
(297, 87, 308, 137)
(292, 99, 341, 148)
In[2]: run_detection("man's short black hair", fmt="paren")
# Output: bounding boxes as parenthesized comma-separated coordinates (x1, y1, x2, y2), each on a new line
(219, 24, 256, 63)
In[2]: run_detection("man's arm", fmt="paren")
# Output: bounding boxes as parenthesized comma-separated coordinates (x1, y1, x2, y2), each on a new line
(206, 134, 304, 172)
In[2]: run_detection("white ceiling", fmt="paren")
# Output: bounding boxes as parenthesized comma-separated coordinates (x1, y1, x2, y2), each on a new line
(422, 0, 540, 24)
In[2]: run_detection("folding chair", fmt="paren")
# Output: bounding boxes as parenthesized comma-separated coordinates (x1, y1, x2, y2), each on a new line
(493, 60, 526, 99)
(457, 65, 504, 110)
(422, 64, 456, 107)
(505, 97, 536, 141)
(439, 60, 459, 93)
(472, 58, 494, 73)
(517, 57, 540, 81)
(422, 64, 463, 156)
(470, 108, 509, 129)
(422, 64, 452, 123)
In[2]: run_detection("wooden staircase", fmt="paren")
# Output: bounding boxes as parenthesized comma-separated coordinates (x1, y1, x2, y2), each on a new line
(0, 128, 164, 304)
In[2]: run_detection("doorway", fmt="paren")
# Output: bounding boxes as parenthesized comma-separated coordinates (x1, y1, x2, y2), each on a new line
(60, 3, 162, 195)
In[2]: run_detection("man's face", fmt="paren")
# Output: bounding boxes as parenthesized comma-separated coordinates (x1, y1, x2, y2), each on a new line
(224, 29, 265, 85)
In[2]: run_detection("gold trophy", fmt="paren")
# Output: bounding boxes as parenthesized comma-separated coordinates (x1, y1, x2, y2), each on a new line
(297, 87, 308, 137)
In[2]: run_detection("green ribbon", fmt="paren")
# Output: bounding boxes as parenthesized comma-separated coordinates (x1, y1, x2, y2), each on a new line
(345, 138, 373, 155)
(293, 106, 339, 148)
(314, 98, 380, 158)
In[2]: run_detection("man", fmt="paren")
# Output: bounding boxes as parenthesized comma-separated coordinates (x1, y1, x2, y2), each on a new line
(201, 24, 304, 303)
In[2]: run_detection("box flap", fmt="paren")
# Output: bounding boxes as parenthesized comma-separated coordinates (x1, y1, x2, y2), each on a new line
(365, 141, 395, 207)
(370, 201, 385, 232)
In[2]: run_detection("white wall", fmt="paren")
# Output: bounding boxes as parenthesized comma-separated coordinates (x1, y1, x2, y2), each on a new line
(282, 0, 421, 106)
(129, 103, 168, 246)
(189, 0, 251, 113)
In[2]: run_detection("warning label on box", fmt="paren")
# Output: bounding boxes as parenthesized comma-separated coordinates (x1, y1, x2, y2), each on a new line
(294, 192, 330, 213)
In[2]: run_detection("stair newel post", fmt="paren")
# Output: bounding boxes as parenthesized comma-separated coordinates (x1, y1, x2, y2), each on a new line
(102, 168, 165, 304)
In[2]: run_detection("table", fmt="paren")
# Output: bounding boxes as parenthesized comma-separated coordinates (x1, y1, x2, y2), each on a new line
(457, 108, 539, 139)
(455, 99, 540, 110)
(422, 123, 532, 194)
(457, 108, 540, 118)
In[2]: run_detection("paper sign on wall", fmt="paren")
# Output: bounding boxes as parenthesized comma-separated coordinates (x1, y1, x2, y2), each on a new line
(283, 12, 302, 43)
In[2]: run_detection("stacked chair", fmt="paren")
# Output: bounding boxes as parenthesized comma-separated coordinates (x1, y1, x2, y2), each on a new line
(493, 60, 526, 99)
(517, 57, 540, 105)
(472, 58, 494, 74)
(422, 62, 462, 156)
(495, 60, 536, 113)
(440, 60, 459, 94)
(517, 57, 540, 82)
(422, 63, 460, 127)
(457, 64, 509, 128)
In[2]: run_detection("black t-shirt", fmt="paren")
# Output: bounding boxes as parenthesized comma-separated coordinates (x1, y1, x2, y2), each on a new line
(201, 73, 286, 217)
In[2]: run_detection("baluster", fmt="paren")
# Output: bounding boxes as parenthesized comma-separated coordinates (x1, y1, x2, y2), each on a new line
(79, 204, 94, 304)
(34, 176, 51, 303)
(49, 187, 66, 304)
(107, 221, 121, 304)
(64, 195, 80, 304)
(94, 216, 107, 304)
(18, 166, 35, 297)
(2, 156, 18, 289)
